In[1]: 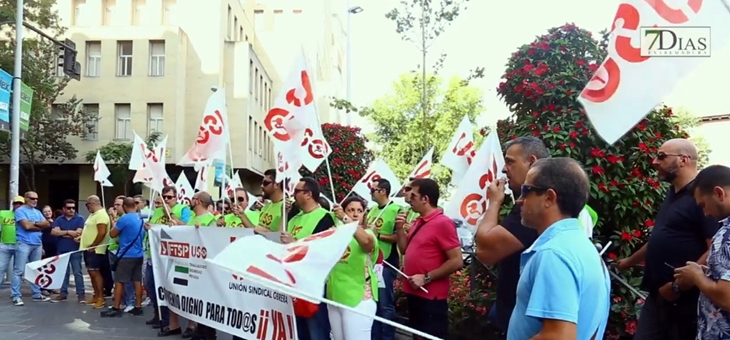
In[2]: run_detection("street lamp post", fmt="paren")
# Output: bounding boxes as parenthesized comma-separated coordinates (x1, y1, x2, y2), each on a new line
(345, 3, 363, 126)
(9, 0, 24, 201)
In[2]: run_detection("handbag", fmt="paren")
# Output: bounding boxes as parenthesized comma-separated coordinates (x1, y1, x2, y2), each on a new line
(111, 220, 144, 271)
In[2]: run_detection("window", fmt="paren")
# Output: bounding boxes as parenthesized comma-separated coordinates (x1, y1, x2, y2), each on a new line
(264, 83, 268, 111)
(248, 117, 253, 150)
(102, 0, 116, 25)
(253, 121, 258, 152)
(72, 0, 86, 25)
(51, 104, 64, 121)
(86, 41, 101, 77)
(254, 68, 259, 101)
(254, 10, 264, 31)
(259, 75, 263, 106)
(82, 104, 99, 140)
(268, 87, 272, 110)
(163, 0, 176, 25)
(249, 60, 254, 94)
(149, 41, 165, 76)
(239, 27, 243, 41)
(114, 104, 132, 139)
(258, 126, 263, 155)
(147, 103, 163, 134)
(233, 17, 238, 40)
(227, 6, 232, 39)
(117, 41, 133, 76)
(133, 0, 146, 25)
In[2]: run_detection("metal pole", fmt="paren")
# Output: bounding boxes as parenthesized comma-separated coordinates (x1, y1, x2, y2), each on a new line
(345, 0, 353, 126)
(9, 0, 24, 202)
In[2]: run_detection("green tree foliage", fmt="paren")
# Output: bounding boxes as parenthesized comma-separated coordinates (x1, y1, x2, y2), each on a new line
(84, 132, 163, 195)
(362, 74, 484, 191)
(299, 123, 373, 202)
(494, 23, 704, 338)
(0, 0, 96, 190)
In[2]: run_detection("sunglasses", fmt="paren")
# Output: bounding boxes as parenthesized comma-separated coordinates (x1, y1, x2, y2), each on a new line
(403, 187, 412, 193)
(162, 195, 175, 200)
(134, 201, 142, 205)
(656, 152, 684, 161)
(65, 206, 75, 210)
(236, 197, 246, 202)
(520, 184, 549, 198)
(12, 202, 22, 205)
(26, 197, 38, 201)
(262, 179, 273, 186)
(293, 189, 309, 195)
(370, 188, 382, 194)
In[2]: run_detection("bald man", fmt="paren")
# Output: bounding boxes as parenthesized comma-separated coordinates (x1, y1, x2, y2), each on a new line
(12, 191, 51, 305)
(616, 139, 718, 340)
(80, 195, 111, 309)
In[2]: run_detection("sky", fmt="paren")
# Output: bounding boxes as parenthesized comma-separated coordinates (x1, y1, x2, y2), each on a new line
(346, 0, 730, 133)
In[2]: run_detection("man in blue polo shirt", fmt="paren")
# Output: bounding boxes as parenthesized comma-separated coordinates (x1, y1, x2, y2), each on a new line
(50, 199, 85, 303)
(508, 158, 610, 340)
(12, 191, 51, 306)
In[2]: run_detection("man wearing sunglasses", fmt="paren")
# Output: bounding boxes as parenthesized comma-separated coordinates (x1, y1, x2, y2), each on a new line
(401, 177, 421, 225)
(368, 178, 401, 340)
(252, 169, 287, 233)
(12, 191, 52, 305)
(49, 199, 85, 303)
(508, 157, 610, 340)
(616, 139, 718, 340)
(0, 197, 24, 287)
(219, 188, 260, 227)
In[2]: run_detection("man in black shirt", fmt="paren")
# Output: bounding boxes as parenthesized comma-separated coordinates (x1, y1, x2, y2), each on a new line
(475, 136, 548, 334)
(616, 139, 718, 340)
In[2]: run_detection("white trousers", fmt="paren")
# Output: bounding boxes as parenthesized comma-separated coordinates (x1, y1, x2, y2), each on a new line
(327, 299, 377, 340)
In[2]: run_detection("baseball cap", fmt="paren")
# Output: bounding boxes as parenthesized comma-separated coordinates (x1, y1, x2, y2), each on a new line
(12, 196, 24, 204)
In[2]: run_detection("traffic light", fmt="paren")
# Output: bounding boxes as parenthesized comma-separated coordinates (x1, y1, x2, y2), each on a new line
(57, 38, 81, 81)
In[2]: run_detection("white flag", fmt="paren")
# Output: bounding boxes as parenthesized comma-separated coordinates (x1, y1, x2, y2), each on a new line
(444, 132, 506, 228)
(441, 115, 476, 181)
(194, 163, 210, 192)
(24, 253, 71, 290)
(93, 151, 113, 187)
(578, 0, 730, 144)
(208, 223, 358, 300)
(406, 147, 434, 180)
(178, 90, 230, 166)
(175, 172, 194, 205)
(352, 160, 401, 199)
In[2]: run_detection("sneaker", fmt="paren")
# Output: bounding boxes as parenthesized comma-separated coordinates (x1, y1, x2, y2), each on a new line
(77, 295, 86, 304)
(124, 305, 134, 313)
(129, 307, 143, 316)
(41, 290, 50, 297)
(141, 297, 151, 307)
(92, 299, 106, 309)
(51, 295, 67, 303)
(12, 297, 23, 306)
(100, 307, 123, 317)
(32, 296, 51, 302)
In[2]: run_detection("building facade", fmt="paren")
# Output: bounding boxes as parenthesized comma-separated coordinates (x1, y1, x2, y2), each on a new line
(0, 0, 283, 208)
(241, 0, 347, 124)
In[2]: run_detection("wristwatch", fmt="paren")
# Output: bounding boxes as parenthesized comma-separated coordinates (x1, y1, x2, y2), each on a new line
(671, 281, 682, 295)
(424, 274, 432, 284)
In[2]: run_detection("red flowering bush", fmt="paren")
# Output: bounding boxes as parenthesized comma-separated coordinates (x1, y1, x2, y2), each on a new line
(299, 123, 373, 202)
(494, 24, 694, 338)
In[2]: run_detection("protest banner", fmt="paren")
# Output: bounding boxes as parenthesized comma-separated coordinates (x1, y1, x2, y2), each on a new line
(149, 225, 297, 340)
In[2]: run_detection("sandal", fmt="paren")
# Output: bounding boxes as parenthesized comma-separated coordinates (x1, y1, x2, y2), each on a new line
(157, 327, 181, 337)
(182, 327, 196, 339)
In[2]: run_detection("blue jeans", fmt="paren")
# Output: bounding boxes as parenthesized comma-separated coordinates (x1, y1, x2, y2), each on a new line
(145, 260, 169, 326)
(60, 252, 85, 298)
(0, 244, 15, 284)
(372, 265, 396, 340)
(295, 303, 331, 340)
(12, 242, 43, 298)
(109, 252, 135, 306)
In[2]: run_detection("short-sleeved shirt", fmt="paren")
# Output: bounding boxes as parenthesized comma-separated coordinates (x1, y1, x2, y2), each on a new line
(14, 205, 45, 245)
(642, 183, 719, 292)
(402, 209, 460, 300)
(114, 213, 145, 259)
(495, 205, 538, 331)
(177, 205, 193, 224)
(53, 215, 85, 254)
(80, 209, 111, 254)
(508, 218, 610, 340)
(697, 218, 730, 339)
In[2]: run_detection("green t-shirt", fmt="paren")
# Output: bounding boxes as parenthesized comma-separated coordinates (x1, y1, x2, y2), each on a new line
(287, 207, 328, 240)
(188, 213, 216, 227)
(326, 229, 379, 306)
(259, 200, 284, 232)
(108, 212, 125, 251)
(144, 205, 187, 257)
(0, 210, 16, 244)
(224, 211, 261, 227)
(367, 203, 400, 259)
